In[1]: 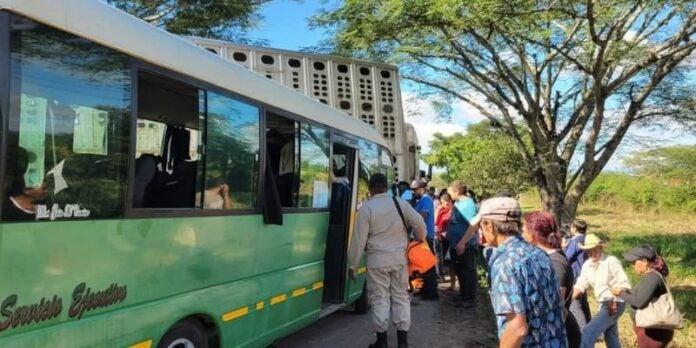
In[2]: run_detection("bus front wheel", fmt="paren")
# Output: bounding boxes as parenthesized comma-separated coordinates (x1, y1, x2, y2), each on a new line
(158, 319, 209, 348)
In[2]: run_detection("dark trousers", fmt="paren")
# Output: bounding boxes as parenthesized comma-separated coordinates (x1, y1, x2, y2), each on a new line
(451, 244, 477, 301)
(420, 238, 439, 299)
(570, 293, 592, 329)
(565, 310, 582, 348)
(634, 324, 674, 348)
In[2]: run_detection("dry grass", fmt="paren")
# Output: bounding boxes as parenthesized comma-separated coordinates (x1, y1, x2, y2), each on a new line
(519, 194, 696, 347)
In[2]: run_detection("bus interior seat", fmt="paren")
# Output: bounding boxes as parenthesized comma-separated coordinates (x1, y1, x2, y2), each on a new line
(133, 154, 159, 208)
(148, 126, 197, 208)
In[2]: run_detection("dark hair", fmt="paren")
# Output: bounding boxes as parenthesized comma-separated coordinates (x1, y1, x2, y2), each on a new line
(369, 173, 389, 191)
(524, 211, 561, 249)
(438, 188, 448, 198)
(486, 220, 521, 236)
(572, 219, 587, 234)
(651, 256, 669, 277)
(6, 147, 29, 196)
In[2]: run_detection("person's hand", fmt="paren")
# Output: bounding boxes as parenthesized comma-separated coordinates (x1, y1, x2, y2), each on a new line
(608, 299, 618, 316)
(610, 287, 624, 296)
(455, 241, 466, 256)
(348, 268, 356, 282)
(219, 184, 229, 195)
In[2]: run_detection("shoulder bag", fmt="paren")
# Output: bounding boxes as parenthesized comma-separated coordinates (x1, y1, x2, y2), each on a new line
(634, 271, 683, 330)
(392, 197, 436, 275)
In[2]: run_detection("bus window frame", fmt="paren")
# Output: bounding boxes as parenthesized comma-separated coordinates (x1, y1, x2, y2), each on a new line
(0, 12, 9, 219)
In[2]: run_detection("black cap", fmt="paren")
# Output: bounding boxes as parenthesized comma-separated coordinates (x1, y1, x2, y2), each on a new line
(623, 245, 657, 262)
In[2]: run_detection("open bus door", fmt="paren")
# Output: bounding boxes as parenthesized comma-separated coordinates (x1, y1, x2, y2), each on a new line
(321, 142, 357, 310)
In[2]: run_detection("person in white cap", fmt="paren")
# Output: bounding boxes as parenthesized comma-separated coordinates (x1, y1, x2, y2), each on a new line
(473, 197, 567, 347)
(571, 234, 631, 348)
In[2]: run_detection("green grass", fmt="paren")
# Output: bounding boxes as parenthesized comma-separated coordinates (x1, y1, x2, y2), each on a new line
(519, 194, 696, 347)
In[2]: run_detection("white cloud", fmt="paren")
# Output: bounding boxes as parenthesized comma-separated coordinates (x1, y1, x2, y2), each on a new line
(402, 92, 486, 153)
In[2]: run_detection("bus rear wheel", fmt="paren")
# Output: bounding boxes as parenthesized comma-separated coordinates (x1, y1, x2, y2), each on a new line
(158, 319, 209, 348)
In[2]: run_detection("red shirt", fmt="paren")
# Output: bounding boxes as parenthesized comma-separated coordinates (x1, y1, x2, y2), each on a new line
(435, 205, 452, 239)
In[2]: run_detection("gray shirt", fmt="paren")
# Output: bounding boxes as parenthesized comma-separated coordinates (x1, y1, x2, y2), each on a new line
(348, 193, 426, 270)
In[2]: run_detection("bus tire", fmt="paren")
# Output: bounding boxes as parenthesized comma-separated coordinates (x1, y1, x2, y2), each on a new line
(354, 284, 369, 314)
(158, 319, 209, 348)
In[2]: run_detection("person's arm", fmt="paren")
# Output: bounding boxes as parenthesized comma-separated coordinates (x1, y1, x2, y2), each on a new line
(403, 200, 426, 242)
(491, 261, 527, 347)
(499, 312, 528, 348)
(347, 207, 371, 279)
(564, 239, 577, 260)
(455, 223, 478, 255)
(572, 265, 590, 299)
(618, 272, 661, 308)
(220, 184, 232, 209)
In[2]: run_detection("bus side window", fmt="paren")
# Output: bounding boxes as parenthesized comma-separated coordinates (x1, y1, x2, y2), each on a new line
(298, 124, 330, 208)
(2, 16, 131, 222)
(134, 71, 202, 209)
(202, 92, 260, 210)
(265, 113, 299, 208)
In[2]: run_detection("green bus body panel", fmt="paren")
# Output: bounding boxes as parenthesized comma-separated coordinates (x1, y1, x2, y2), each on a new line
(0, 212, 331, 347)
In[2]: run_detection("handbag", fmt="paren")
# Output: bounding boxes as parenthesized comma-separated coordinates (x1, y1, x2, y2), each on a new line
(634, 271, 683, 330)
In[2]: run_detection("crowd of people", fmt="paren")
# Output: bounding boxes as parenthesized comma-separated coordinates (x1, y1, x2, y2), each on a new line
(348, 174, 679, 348)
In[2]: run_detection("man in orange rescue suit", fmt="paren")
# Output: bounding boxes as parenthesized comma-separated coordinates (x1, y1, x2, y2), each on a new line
(348, 173, 426, 348)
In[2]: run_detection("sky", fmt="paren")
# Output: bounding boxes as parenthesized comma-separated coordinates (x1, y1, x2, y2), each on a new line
(249, 1, 696, 172)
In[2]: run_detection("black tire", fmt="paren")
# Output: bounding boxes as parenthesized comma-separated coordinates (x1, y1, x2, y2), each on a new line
(354, 284, 369, 314)
(158, 319, 209, 348)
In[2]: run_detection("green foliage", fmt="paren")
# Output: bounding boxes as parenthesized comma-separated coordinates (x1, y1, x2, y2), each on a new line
(424, 121, 533, 196)
(584, 172, 696, 213)
(107, 0, 277, 42)
(623, 145, 696, 183)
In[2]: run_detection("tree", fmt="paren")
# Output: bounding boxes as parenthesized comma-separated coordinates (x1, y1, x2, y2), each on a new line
(424, 121, 534, 197)
(107, 0, 275, 42)
(312, 0, 696, 226)
(623, 144, 696, 183)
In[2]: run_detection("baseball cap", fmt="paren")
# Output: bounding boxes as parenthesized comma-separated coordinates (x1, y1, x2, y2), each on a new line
(410, 179, 426, 189)
(471, 197, 522, 224)
(623, 245, 657, 262)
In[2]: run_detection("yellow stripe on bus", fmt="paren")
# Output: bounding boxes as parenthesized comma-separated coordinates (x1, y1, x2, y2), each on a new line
(292, 288, 306, 297)
(256, 301, 265, 310)
(270, 294, 287, 305)
(128, 340, 152, 348)
(222, 306, 249, 322)
(356, 266, 367, 274)
(312, 281, 324, 290)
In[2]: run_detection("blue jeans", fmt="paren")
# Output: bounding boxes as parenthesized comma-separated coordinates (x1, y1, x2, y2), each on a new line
(581, 301, 625, 348)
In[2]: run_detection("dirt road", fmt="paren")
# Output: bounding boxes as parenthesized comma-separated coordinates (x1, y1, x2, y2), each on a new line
(273, 287, 498, 348)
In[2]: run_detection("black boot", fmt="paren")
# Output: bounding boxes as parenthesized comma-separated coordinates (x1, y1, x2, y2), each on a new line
(397, 330, 409, 348)
(368, 332, 387, 348)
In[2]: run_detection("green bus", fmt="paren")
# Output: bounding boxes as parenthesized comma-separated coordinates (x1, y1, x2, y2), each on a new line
(0, 1, 396, 347)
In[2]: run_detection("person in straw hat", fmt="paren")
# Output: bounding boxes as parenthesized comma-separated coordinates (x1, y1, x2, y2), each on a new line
(572, 233, 631, 348)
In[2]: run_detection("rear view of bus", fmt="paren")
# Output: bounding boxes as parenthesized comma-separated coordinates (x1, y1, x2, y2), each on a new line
(0, 1, 394, 347)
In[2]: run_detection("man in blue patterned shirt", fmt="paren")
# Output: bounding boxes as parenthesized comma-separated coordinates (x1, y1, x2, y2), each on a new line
(477, 197, 567, 347)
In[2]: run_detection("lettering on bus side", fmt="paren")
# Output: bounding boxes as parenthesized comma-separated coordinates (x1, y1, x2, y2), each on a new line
(0, 294, 62, 333)
(68, 282, 127, 320)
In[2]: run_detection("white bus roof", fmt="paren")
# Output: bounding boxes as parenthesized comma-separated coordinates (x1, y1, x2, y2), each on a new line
(0, 0, 388, 149)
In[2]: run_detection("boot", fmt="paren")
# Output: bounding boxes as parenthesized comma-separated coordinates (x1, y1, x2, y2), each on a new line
(397, 330, 409, 348)
(368, 332, 387, 348)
